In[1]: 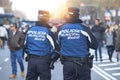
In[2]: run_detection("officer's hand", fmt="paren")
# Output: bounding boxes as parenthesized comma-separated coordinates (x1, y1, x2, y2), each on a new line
(50, 61, 54, 70)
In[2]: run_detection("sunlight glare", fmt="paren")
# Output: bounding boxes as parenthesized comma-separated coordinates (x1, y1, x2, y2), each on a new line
(11, 0, 68, 20)
(37, 0, 67, 19)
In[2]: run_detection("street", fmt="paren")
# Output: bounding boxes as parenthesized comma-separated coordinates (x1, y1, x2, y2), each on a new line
(0, 0, 120, 80)
(0, 43, 120, 80)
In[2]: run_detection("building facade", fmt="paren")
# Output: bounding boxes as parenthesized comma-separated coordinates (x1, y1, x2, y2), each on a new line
(0, 0, 12, 13)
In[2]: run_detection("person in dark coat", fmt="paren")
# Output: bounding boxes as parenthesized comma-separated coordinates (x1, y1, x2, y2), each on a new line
(91, 19, 105, 61)
(7, 23, 25, 79)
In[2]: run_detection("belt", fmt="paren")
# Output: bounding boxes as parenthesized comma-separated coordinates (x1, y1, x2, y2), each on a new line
(61, 56, 89, 62)
(29, 54, 51, 60)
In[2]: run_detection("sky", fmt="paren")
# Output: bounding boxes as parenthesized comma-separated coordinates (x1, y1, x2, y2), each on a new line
(10, 0, 67, 20)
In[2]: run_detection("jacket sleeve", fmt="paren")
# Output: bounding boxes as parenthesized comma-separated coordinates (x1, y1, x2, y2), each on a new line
(115, 28, 120, 51)
(83, 26, 98, 49)
(7, 31, 12, 47)
(101, 27, 106, 41)
(19, 32, 25, 47)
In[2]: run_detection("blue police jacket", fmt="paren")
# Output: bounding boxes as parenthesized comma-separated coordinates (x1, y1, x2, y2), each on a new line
(25, 23, 55, 56)
(58, 20, 98, 58)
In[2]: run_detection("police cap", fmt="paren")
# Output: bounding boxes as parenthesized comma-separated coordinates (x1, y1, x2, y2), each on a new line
(67, 7, 79, 15)
(38, 10, 49, 17)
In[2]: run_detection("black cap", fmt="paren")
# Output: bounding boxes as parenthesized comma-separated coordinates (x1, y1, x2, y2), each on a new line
(68, 7, 79, 15)
(38, 10, 49, 17)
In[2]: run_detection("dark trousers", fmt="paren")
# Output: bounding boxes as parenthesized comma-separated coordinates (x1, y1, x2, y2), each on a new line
(106, 46, 114, 61)
(63, 61, 91, 80)
(95, 41, 103, 61)
(26, 58, 51, 80)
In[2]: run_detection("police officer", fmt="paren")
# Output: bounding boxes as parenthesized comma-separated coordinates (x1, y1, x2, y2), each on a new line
(58, 7, 98, 80)
(25, 10, 56, 80)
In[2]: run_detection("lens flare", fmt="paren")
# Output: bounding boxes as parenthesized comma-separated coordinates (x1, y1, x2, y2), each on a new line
(38, 0, 67, 18)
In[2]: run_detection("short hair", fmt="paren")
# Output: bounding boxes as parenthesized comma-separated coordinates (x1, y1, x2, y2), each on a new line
(10, 23, 17, 28)
(95, 19, 100, 22)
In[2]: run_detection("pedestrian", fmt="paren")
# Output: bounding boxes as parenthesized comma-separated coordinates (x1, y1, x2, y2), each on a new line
(58, 7, 98, 80)
(18, 27, 24, 33)
(115, 26, 120, 62)
(0, 24, 8, 49)
(25, 10, 57, 80)
(3, 19, 11, 35)
(7, 23, 25, 79)
(91, 19, 105, 61)
(105, 26, 116, 62)
(23, 24, 29, 34)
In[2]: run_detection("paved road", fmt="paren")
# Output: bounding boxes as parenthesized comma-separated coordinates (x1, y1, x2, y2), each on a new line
(0, 44, 120, 80)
